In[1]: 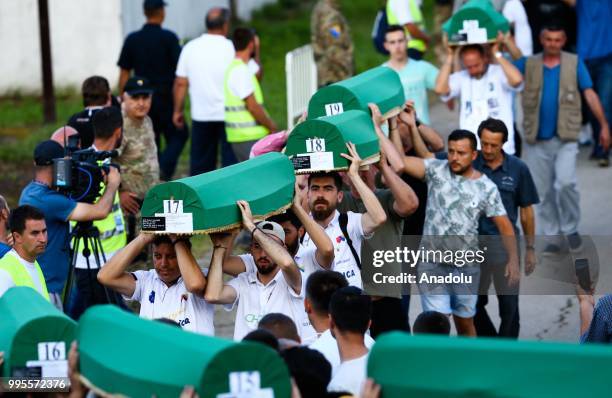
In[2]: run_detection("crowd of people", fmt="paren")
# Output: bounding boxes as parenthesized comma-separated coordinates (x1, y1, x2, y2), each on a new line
(1, 0, 612, 397)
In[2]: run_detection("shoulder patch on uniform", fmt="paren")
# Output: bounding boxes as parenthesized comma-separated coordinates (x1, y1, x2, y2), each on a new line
(329, 24, 342, 38)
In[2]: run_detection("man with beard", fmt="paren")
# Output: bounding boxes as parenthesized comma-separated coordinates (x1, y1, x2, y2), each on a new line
(206, 201, 304, 340)
(219, 183, 334, 279)
(436, 118, 539, 338)
(435, 35, 523, 155)
(304, 143, 387, 289)
(402, 126, 518, 336)
(338, 104, 419, 337)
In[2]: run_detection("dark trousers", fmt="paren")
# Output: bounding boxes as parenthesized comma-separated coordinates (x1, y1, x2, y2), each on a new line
(68, 268, 127, 320)
(150, 92, 189, 180)
(474, 261, 520, 338)
(370, 297, 410, 339)
(585, 53, 612, 160)
(190, 121, 237, 176)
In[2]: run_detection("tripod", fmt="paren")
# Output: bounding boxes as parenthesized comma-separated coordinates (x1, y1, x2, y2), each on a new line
(63, 221, 124, 314)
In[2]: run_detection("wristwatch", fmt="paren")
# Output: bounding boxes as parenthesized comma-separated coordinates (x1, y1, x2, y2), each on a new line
(495, 51, 503, 59)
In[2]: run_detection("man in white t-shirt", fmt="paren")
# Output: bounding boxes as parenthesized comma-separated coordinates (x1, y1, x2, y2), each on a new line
(98, 234, 214, 335)
(217, 189, 334, 341)
(206, 201, 304, 341)
(326, 286, 372, 396)
(502, 0, 533, 57)
(435, 36, 524, 154)
(306, 270, 374, 372)
(173, 7, 236, 175)
(0, 205, 50, 301)
(303, 143, 387, 288)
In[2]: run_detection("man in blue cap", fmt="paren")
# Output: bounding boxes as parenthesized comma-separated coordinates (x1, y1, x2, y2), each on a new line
(118, 0, 186, 181)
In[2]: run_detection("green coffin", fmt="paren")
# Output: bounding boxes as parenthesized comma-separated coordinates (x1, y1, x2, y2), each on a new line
(78, 306, 291, 398)
(0, 287, 76, 377)
(285, 110, 380, 174)
(443, 0, 509, 45)
(141, 152, 295, 234)
(307, 66, 405, 120)
(368, 332, 612, 398)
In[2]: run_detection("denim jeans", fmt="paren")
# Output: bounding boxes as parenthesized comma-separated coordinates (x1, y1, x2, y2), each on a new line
(190, 120, 237, 176)
(585, 53, 612, 159)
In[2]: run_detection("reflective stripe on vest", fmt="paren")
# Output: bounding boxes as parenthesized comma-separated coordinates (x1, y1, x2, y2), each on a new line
(224, 59, 269, 143)
(386, 0, 426, 52)
(70, 191, 126, 254)
(0, 253, 50, 301)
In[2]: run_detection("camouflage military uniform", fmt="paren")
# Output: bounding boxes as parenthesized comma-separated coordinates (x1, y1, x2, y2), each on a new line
(311, 0, 354, 87)
(116, 112, 160, 199)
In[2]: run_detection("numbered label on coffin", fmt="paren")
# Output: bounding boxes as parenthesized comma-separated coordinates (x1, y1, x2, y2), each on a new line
(217, 371, 274, 398)
(324, 102, 344, 116)
(293, 152, 334, 172)
(153, 199, 194, 233)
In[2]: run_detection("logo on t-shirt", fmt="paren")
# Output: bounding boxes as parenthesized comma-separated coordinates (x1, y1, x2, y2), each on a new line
(149, 291, 155, 303)
(336, 235, 346, 244)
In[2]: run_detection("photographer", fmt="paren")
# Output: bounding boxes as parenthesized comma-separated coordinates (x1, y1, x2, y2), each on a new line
(18, 139, 120, 310)
(69, 107, 128, 319)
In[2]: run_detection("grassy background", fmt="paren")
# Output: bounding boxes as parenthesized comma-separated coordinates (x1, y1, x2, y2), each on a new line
(0, 0, 436, 206)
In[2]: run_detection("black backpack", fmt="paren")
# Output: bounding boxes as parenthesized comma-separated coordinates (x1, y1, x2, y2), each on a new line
(371, 7, 390, 55)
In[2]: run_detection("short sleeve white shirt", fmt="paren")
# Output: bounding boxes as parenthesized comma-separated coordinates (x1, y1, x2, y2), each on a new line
(302, 211, 367, 288)
(503, 0, 533, 56)
(226, 270, 305, 341)
(127, 269, 215, 336)
(0, 250, 45, 297)
(387, 0, 422, 25)
(327, 353, 370, 396)
(228, 62, 255, 100)
(309, 329, 374, 375)
(442, 64, 522, 154)
(175, 33, 235, 121)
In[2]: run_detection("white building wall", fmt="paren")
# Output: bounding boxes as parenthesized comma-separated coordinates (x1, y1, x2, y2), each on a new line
(0, 0, 123, 94)
(0, 0, 277, 95)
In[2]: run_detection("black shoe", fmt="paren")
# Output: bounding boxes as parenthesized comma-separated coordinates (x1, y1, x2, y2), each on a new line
(542, 244, 562, 257)
(567, 233, 583, 253)
(598, 158, 609, 168)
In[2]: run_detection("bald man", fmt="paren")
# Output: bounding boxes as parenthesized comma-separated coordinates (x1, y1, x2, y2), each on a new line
(173, 7, 237, 175)
(50, 126, 80, 149)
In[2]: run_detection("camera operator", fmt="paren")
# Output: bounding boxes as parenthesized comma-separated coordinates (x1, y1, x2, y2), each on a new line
(18, 139, 120, 310)
(67, 76, 117, 149)
(69, 107, 128, 319)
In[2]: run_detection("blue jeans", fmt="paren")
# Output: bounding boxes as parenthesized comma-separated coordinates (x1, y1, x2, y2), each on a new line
(190, 121, 237, 176)
(586, 53, 612, 159)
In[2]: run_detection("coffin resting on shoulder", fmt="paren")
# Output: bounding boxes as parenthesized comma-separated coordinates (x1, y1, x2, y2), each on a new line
(285, 110, 380, 174)
(443, 0, 509, 45)
(77, 305, 291, 398)
(307, 66, 405, 120)
(141, 152, 295, 234)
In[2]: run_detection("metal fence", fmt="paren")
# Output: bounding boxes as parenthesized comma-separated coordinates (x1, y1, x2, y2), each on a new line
(285, 44, 317, 130)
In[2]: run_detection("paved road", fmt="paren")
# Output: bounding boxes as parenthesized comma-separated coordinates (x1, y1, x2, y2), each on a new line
(213, 102, 611, 341)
